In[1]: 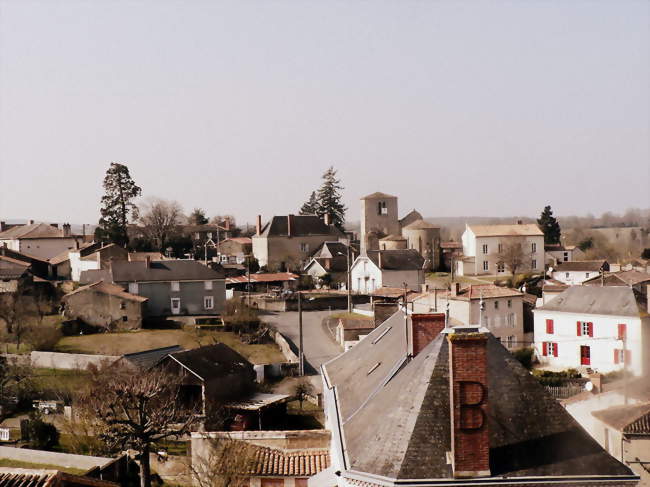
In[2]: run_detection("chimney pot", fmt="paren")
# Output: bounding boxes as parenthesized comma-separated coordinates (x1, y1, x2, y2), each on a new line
(0, 221, 5, 232)
(62, 223, 71, 237)
(517, 219, 523, 225)
(411, 313, 445, 356)
(448, 331, 490, 478)
(256, 215, 262, 236)
(29, 219, 35, 225)
(324, 213, 331, 226)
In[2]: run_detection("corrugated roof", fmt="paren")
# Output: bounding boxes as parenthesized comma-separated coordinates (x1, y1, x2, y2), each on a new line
(468, 223, 543, 237)
(0, 469, 57, 487)
(537, 285, 646, 317)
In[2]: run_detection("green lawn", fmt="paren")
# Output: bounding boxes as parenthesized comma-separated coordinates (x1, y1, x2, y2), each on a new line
(0, 459, 88, 475)
(56, 329, 284, 365)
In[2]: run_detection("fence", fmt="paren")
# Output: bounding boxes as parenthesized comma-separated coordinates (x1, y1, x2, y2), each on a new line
(544, 384, 585, 399)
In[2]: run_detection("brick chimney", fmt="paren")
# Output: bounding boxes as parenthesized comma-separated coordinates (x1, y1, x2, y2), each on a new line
(256, 215, 262, 236)
(374, 302, 398, 327)
(448, 330, 490, 478)
(450, 282, 460, 296)
(0, 221, 5, 232)
(324, 213, 331, 225)
(29, 219, 34, 225)
(411, 313, 445, 356)
(62, 223, 71, 237)
(377, 251, 382, 269)
(145, 256, 151, 268)
(287, 215, 293, 237)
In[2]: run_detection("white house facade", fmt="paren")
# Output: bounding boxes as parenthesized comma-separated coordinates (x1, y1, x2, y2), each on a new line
(350, 249, 424, 293)
(533, 286, 649, 376)
(550, 260, 609, 285)
(457, 223, 545, 276)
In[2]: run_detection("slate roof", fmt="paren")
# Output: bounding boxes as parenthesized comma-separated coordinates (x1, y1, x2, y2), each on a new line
(554, 260, 608, 272)
(110, 260, 224, 282)
(360, 192, 396, 200)
(322, 311, 635, 481)
(165, 343, 252, 381)
(592, 403, 650, 434)
(227, 272, 299, 284)
(440, 284, 523, 300)
(366, 249, 424, 271)
(121, 345, 183, 370)
(310, 241, 350, 259)
(0, 256, 30, 279)
(0, 223, 67, 239)
(304, 257, 348, 274)
(258, 215, 345, 238)
(536, 285, 646, 317)
(398, 210, 423, 228)
(62, 281, 148, 303)
(583, 270, 650, 287)
(402, 219, 439, 230)
(468, 223, 543, 237)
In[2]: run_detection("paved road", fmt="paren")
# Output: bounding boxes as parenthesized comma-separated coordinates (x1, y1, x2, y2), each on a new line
(261, 310, 342, 375)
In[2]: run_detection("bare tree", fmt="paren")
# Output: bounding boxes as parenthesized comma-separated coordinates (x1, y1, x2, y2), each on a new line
(0, 356, 32, 422)
(80, 366, 197, 487)
(293, 379, 314, 410)
(497, 239, 530, 277)
(139, 198, 184, 251)
(0, 282, 53, 352)
(189, 434, 259, 487)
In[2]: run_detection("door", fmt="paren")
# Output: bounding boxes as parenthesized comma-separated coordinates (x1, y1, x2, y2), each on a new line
(171, 298, 181, 315)
(580, 345, 590, 366)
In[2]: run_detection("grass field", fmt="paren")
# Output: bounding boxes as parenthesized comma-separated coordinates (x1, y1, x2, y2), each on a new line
(0, 459, 87, 475)
(55, 328, 284, 364)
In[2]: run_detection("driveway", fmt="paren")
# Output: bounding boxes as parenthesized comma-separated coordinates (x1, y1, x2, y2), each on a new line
(261, 310, 342, 375)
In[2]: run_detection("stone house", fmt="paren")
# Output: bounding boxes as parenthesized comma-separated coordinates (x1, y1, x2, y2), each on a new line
(61, 281, 147, 331)
(411, 283, 527, 349)
(50, 242, 128, 281)
(0, 222, 83, 260)
(551, 260, 610, 285)
(457, 222, 545, 276)
(335, 317, 375, 350)
(0, 255, 31, 294)
(318, 311, 639, 487)
(303, 241, 355, 288)
(544, 243, 586, 266)
(80, 259, 226, 317)
(350, 249, 424, 293)
(217, 237, 252, 264)
(252, 215, 346, 272)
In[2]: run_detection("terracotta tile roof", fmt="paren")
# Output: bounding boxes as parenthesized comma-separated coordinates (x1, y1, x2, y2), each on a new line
(468, 223, 543, 237)
(49, 249, 71, 265)
(583, 270, 650, 287)
(248, 446, 330, 476)
(227, 273, 299, 284)
(0, 468, 118, 487)
(439, 284, 522, 300)
(0, 223, 68, 239)
(402, 219, 439, 230)
(127, 252, 167, 262)
(378, 234, 406, 241)
(222, 237, 252, 245)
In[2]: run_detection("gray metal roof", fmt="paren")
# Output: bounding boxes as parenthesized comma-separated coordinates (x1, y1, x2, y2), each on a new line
(258, 215, 345, 238)
(536, 285, 646, 317)
(110, 259, 224, 282)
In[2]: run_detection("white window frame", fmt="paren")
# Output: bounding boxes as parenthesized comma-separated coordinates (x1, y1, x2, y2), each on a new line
(507, 336, 514, 349)
(171, 281, 180, 292)
(128, 282, 139, 295)
(531, 259, 537, 269)
(581, 321, 590, 336)
(300, 243, 309, 252)
(204, 296, 214, 310)
(204, 280, 213, 290)
(507, 313, 515, 327)
(482, 244, 488, 254)
(532, 242, 537, 253)
(483, 261, 488, 271)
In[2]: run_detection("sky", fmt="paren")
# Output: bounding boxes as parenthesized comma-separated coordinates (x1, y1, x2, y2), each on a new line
(0, 0, 648, 227)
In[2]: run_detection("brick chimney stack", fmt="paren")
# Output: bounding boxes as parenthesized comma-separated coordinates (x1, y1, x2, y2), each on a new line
(450, 282, 460, 296)
(0, 221, 5, 232)
(448, 330, 490, 478)
(62, 223, 71, 237)
(287, 215, 292, 237)
(145, 256, 151, 268)
(29, 219, 35, 225)
(411, 313, 445, 356)
(256, 215, 262, 236)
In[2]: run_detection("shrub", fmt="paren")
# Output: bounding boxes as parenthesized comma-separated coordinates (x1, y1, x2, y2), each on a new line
(532, 368, 582, 386)
(25, 413, 60, 450)
(512, 348, 534, 370)
(25, 324, 62, 352)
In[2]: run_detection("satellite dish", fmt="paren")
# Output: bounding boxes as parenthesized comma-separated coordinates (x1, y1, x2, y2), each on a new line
(584, 381, 594, 392)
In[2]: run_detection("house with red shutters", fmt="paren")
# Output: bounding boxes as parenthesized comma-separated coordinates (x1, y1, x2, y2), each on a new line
(533, 285, 650, 376)
(314, 310, 639, 487)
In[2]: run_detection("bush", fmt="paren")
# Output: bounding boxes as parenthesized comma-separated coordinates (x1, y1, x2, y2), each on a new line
(222, 299, 260, 332)
(25, 324, 62, 351)
(532, 368, 582, 386)
(25, 413, 60, 450)
(512, 348, 534, 370)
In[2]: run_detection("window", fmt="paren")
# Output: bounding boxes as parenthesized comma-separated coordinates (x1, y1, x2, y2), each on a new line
(585, 273, 590, 279)
(506, 336, 514, 349)
(498, 243, 503, 253)
(483, 261, 488, 271)
(545, 319, 554, 334)
(378, 201, 388, 215)
(122, 316, 128, 322)
(204, 280, 213, 290)
(617, 323, 627, 340)
(507, 313, 515, 327)
(542, 342, 558, 357)
(614, 349, 631, 365)
(563, 252, 569, 262)
(204, 296, 214, 309)
(482, 244, 488, 254)
(128, 283, 139, 295)
(494, 300, 499, 310)
(300, 243, 309, 252)
(171, 281, 180, 292)
(507, 299, 512, 308)
(531, 259, 537, 269)
(120, 301, 126, 310)
(577, 321, 593, 337)
(565, 272, 570, 278)
(497, 262, 505, 273)
(532, 242, 537, 253)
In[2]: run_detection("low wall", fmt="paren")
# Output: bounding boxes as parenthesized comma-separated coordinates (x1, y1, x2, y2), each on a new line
(0, 445, 114, 471)
(192, 429, 330, 450)
(270, 330, 299, 364)
(31, 351, 120, 370)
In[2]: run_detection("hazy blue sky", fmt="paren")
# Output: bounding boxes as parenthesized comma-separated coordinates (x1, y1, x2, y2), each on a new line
(1, 0, 648, 226)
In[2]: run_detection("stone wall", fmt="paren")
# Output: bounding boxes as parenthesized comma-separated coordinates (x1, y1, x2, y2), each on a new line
(0, 445, 114, 471)
(31, 351, 120, 370)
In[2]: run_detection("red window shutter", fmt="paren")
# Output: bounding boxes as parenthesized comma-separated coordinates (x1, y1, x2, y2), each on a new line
(588, 322, 594, 337)
(546, 319, 554, 334)
(542, 342, 548, 356)
(618, 324, 626, 340)
(553, 343, 558, 357)
(625, 350, 632, 365)
(577, 321, 582, 336)
(614, 349, 619, 364)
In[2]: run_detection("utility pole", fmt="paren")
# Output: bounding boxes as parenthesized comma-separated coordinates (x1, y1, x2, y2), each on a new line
(298, 291, 304, 376)
(247, 255, 252, 308)
(623, 331, 628, 405)
(403, 282, 409, 358)
(347, 245, 352, 313)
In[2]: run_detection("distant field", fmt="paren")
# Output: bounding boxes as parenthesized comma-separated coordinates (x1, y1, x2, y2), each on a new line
(55, 329, 284, 364)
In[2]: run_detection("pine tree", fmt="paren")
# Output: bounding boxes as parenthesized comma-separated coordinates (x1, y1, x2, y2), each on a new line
(316, 166, 346, 228)
(537, 205, 562, 245)
(97, 162, 142, 247)
(188, 208, 209, 225)
(299, 191, 320, 216)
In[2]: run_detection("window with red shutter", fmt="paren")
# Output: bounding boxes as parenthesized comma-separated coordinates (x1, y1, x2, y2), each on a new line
(546, 319, 554, 334)
(614, 349, 620, 364)
(542, 342, 548, 356)
(625, 350, 632, 365)
(577, 321, 582, 336)
(588, 322, 594, 337)
(552, 343, 558, 357)
(618, 324, 626, 340)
